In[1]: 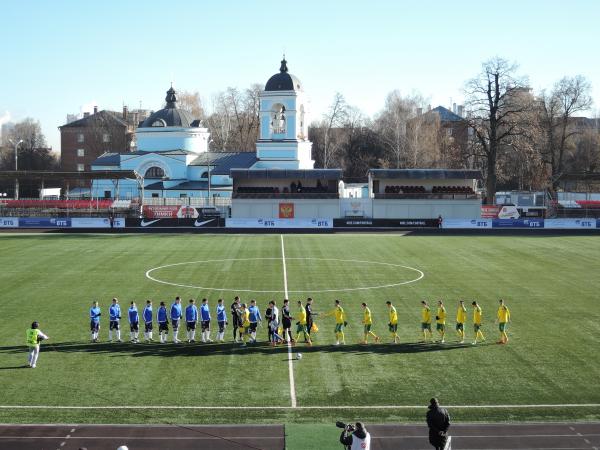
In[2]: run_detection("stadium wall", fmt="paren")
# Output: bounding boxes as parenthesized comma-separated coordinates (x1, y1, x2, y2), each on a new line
(230, 199, 340, 219)
(1, 217, 599, 230)
(372, 198, 481, 219)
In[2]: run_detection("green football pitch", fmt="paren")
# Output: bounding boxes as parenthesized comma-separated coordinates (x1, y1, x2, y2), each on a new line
(1, 232, 599, 435)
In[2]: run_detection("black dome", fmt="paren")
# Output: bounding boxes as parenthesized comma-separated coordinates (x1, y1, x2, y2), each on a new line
(141, 86, 196, 128)
(265, 57, 302, 92)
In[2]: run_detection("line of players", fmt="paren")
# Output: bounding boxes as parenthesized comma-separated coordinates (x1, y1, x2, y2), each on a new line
(88, 296, 512, 346)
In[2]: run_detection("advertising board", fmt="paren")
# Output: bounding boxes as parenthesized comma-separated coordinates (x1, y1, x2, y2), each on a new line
(0, 217, 19, 228)
(544, 219, 596, 229)
(19, 218, 71, 228)
(226, 218, 332, 229)
(442, 219, 493, 229)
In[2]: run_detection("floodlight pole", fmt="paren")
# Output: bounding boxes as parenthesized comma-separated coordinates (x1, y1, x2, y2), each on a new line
(208, 140, 214, 206)
(9, 139, 23, 200)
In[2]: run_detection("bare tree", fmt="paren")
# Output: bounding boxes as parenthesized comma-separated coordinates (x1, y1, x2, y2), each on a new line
(375, 90, 412, 168)
(464, 57, 532, 202)
(340, 107, 386, 177)
(537, 76, 593, 189)
(320, 92, 348, 168)
(204, 85, 261, 152)
(177, 90, 205, 120)
(206, 92, 232, 151)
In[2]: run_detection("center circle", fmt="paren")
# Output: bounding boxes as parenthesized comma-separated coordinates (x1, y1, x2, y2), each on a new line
(145, 258, 424, 293)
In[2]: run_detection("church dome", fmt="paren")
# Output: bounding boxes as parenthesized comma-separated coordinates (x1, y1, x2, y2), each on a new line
(141, 86, 196, 128)
(265, 57, 302, 92)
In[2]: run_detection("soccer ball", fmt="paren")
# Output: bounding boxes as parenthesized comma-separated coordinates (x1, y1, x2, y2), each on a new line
(296, 353, 303, 360)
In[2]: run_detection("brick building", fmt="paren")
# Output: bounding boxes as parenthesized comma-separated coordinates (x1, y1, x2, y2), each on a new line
(59, 106, 148, 174)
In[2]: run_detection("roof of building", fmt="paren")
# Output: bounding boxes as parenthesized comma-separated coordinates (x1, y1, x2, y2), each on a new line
(429, 106, 464, 122)
(190, 152, 258, 175)
(91, 149, 191, 167)
(145, 180, 229, 190)
(231, 168, 343, 180)
(264, 57, 302, 92)
(93, 153, 121, 166)
(0, 170, 138, 181)
(140, 87, 197, 128)
(59, 110, 130, 129)
(368, 169, 482, 179)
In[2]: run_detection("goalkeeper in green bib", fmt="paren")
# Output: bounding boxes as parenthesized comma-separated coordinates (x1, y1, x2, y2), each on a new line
(26, 322, 49, 368)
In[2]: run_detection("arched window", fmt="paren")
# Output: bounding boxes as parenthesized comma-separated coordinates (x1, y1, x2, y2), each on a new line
(270, 103, 286, 135)
(200, 171, 209, 179)
(145, 166, 165, 178)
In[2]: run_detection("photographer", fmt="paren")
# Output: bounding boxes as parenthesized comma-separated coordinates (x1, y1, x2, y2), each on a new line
(426, 398, 450, 450)
(338, 421, 371, 450)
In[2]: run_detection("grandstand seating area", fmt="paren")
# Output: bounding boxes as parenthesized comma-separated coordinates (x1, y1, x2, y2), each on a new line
(553, 199, 600, 218)
(384, 185, 426, 194)
(432, 186, 474, 194)
(234, 183, 336, 199)
(0, 199, 141, 218)
(0, 199, 113, 209)
(378, 185, 477, 199)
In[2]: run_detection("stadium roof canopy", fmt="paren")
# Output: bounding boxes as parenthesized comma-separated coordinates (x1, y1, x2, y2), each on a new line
(557, 172, 600, 182)
(368, 169, 482, 179)
(0, 170, 139, 181)
(231, 169, 343, 180)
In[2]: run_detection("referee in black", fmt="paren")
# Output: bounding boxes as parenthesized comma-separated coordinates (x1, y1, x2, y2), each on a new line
(305, 297, 315, 339)
(230, 296, 242, 342)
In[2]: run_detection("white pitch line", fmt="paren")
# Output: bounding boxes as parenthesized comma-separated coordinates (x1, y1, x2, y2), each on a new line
(1, 404, 599, 410)
(281, 235, 297, 409)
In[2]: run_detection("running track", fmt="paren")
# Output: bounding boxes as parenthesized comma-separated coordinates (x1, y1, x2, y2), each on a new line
(0, 422, 599, 449)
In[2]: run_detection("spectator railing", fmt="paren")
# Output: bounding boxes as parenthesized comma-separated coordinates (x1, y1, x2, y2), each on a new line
(374, 193, 479, 200)
(233, 192, 339, 199)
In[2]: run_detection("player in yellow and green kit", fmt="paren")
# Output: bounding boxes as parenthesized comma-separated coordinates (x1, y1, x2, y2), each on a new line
(294, 300, 312, 346)
(360, 303, 380, 344)
(497, 299, 511, 344)
(386, 301, 399, 343)
(455, 300, 467, 343)
(239, 303, 251, 346)
(26, 321, 49, 368)
(471, 301, 485, 345)
(435, 300, 447, 343)
(420, 300, 432, 342)
(323, 299, 346, 345)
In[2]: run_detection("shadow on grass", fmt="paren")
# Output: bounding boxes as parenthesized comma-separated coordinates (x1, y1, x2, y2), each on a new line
(0, 339, 490, 362)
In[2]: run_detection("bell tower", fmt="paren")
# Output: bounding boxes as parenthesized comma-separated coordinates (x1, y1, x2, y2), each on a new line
(254, 57, 313, 169)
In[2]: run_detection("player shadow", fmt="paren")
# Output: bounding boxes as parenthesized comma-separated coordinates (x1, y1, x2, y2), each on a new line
(0, 339, 490, 360)
(0, 364, 31, 370)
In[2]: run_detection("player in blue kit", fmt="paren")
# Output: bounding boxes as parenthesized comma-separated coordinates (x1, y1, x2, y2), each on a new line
(108, 298, 122, 342)
(170, 297, 183, 343)
(128, 301, 140, 343)
(185, 299, 198, 343)
(200, 298, 212, 343)
(216, 298, 227, 342)
(90, 301, 101, 342)
(248, 300, 262, 343)
(143, 300, 153, 342)
(157, 301, 169, 343)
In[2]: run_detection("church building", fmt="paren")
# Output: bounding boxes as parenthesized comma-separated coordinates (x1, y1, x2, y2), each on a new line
(89, 57, 313, 199)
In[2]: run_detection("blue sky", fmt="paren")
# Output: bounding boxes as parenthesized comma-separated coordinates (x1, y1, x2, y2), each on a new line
(1, 0, 599, 151)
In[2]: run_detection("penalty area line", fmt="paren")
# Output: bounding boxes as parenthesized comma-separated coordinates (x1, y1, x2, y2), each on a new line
(281, 234, 297, 409)
(0, 404, 599, 410)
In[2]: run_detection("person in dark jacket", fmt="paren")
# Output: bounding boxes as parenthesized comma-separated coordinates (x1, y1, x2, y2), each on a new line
(426, 398, 450, 450)
(339, 422, 371, 449)
(305, 297, 314, 338)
